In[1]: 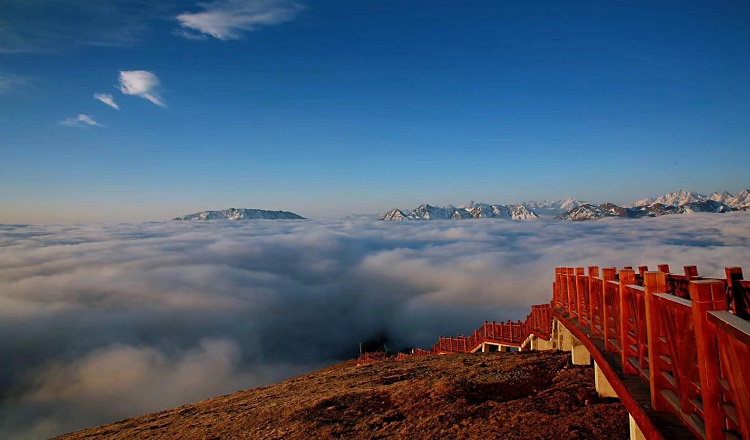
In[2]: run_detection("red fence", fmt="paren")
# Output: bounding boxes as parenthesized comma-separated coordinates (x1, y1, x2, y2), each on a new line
(358, 306, 553, 366)
(555, 264, 750, 440)
(357, 263, 750, 440)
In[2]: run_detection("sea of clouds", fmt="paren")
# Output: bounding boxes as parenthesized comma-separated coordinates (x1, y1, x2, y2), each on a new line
(1, 213, 750, 438)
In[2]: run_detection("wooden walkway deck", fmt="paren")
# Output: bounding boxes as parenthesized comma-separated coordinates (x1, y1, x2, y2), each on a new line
(555, 308, 696, 439)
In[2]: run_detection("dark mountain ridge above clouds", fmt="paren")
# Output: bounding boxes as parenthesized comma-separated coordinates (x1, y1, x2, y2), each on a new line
(173, 208, 305, 221)
(554, 200, 735, 221)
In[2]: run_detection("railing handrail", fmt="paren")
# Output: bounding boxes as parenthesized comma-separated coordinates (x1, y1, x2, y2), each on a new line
(708, 310, 750, 345)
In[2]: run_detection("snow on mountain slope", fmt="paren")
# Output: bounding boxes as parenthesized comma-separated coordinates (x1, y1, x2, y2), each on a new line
(710, 189, 750, 209)
(554, 203, 632, 221)
(680, 200, 732, 213)
(173, 208, 306, 221)
(640, 190, 707, 207)
(556, 200, 733, 221)
(380, 208, 408, 221)
(519, 198, 585, 217)
(627, 189, 750, 209)
(406, 204, 466, 220)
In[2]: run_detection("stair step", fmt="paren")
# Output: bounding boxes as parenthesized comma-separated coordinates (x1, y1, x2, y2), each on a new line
(718, 378, 731, 393)
(692, 379, 703, 392)
(662, 389, 707, 438)
(690, 397, 704, 414)
(661, 371, 676, 388)
(723, 403, 739, 426)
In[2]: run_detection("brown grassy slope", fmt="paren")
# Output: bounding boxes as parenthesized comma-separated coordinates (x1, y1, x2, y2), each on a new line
(56, 351, 628, 440)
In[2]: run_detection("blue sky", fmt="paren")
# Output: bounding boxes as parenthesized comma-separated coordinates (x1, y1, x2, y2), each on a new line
(1, 0, 749, 223)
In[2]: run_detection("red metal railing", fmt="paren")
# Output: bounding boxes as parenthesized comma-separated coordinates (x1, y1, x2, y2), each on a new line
(602, 268, 621, 353)
(363, 305, 553, 364)
(707, 310, 750, 437)
(622, 274, 649, 378)
(358, 263, 750, 440)
(555, 264, 750, 440)
(588, 266, 603, 338)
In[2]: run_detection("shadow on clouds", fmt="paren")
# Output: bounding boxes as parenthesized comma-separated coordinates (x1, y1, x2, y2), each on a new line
(1, 213, 749, 438)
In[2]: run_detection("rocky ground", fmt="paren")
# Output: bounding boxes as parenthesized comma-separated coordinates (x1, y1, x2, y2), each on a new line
(56, 350, 629, 440)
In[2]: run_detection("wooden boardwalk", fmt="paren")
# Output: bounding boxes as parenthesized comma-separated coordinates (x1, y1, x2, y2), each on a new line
(555, 308, 695, 439)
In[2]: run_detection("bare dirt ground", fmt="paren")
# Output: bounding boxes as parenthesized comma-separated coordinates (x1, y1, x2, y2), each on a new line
(55, 350, 629, 440)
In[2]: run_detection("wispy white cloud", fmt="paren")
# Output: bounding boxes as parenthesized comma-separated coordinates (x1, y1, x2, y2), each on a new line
(60, 114, 103, 127)
(176, 0, 303, 40)
(117, 70, 165, 107)
(94, 93, 119, 110)
(0, 72, 29, 93)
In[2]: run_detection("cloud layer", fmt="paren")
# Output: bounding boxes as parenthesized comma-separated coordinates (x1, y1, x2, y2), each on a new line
(176, 0, 303, 40)
(118, 70, 165, 107)
(1, 213, 749, 438)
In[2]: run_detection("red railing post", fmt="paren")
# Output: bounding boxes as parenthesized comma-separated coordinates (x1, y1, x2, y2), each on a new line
(620, 268, 638, 375)
(561, 267, 569, 314)
(690, 280, 728, 440)
(684, 265, 698, 280)
(588, 266, 599, 334)
(726, 267, 749, 320)
(644, 271, 668, 412)
(553, 268, 559, 308)
(602, 268, 616, 351)
(555, 267, 565, 310)
(576, 267, 585, 326)
(567, 267, 576, 319)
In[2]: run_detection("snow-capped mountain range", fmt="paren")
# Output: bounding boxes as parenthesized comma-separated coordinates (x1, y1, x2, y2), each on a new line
(555, 200, 733, 221)
(381, 203, 539, 221)
(626, 189, 750, 210)
(170, 190, 748, 222)
(380, 189, 749, 222)
(173, 208, 306, 221)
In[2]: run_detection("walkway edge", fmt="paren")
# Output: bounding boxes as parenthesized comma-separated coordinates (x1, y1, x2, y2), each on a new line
(551, 308, 665, 440)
